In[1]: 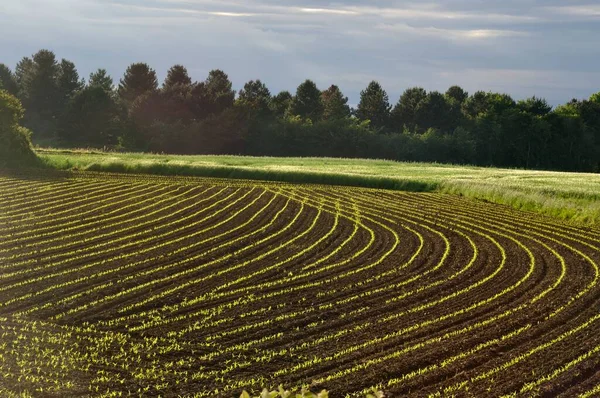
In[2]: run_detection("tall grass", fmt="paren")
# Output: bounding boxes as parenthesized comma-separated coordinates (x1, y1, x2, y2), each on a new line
(37, 149, 600, 227)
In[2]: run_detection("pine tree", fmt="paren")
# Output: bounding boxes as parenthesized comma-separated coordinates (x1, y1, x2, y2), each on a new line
(89, 69, 114, 92)
(290, 80, 323, 122)
(163, 65, 192, 89)
(118, 63, 158, 105)
(0, 64, 18, 96)
(322, 85, 351, 120)
(356, 81, 391, 130)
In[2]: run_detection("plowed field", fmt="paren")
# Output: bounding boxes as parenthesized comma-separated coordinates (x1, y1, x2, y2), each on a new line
(1, 170, 599, 397)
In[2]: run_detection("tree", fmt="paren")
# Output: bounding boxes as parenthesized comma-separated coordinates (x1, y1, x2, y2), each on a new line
(57, 59, 84, 104)
(446, 86, 468, 104)
(0, 64, 18, 96)
(17, 50, 62, 139)
(89, 69, 114, 92)
(59, 85, 124, 146)
(237, 80, 271, 115)
(391, 87, 427, 131)
(130, 89, 194, 128)
(462, 91, 489, 119)
(0, 90, 36, 166)
(188, 82, 211, 120)
(270, 91, 293, 118)
(14, 57, 34, 97)
(204, 69, 235, 114)
(517, 96, 552, 116)
(163, 65, 192, 89)
(356, 81, 391, 130)
(290, 80, 324, 122)
(415, 91, 460, 132)
(321, 85, 351, 120)
(486, 93, 516, 115)
(590, 92, 600, 104)
(118, 63, 158, 105)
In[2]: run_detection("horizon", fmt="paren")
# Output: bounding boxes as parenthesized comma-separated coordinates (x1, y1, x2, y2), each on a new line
(1, 0, 599, 106)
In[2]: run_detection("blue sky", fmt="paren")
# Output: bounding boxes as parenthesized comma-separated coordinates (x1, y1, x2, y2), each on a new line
(1, 0, 599, 106)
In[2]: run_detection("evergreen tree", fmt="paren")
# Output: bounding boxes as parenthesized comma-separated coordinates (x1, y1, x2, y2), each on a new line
(17, 50, 62, 139)
(356, 81, 391, 130)
(270, 91, 293, 118)
(163, 65, 192, 89)
(446, 86, 468, 104)
(462, 91, 489, 119)
(57, 59, 84, 104)
(14, 57, 34, 99)
(60, 85, 124, 146)
(322, 85, 351, 120)
(237, 80, 271, 114)
(415, 91, 459, 132)
(118, 63, 158, 105)
(517, 96, 552, 116)
(205, 69, 235, 114)
(0, 64, 18, 96)
(391, 87, 427, 132)
(290, 80, 323, 122)
(89, 69, 114, 91)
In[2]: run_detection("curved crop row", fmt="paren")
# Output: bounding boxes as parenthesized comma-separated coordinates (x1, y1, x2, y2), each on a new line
(0, 170, 598, 398)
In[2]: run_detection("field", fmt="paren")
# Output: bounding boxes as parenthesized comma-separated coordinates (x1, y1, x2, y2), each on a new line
(39, 149, 600, 226)
(1, 168, 600, 397)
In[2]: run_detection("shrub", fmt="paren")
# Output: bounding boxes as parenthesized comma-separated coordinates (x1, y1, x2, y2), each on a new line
(0, 89, 37, 167)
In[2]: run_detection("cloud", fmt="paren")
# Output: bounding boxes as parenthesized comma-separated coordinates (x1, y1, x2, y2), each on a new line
(545, 5, 600, 17)
(298, 8, 359, 16)
(1, 0, 599, 106)
(376, 23, 528, 42)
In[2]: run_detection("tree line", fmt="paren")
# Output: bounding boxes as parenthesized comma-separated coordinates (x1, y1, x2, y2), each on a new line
(1, 49, 599, 172)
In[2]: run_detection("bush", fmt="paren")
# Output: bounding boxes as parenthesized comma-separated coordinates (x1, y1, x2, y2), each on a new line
(0, 90, 37, 167)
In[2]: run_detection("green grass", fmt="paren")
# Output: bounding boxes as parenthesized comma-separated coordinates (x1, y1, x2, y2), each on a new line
(37, 148, 600, 227)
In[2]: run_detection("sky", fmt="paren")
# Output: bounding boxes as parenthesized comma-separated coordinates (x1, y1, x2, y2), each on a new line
(1, 0, 599, 106)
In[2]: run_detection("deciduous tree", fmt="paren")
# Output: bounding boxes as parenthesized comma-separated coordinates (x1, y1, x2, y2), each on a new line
(0, 90, 36, 166)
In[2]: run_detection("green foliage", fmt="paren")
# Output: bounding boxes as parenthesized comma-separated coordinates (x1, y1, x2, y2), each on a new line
(0, 90, 37, 167)
(118, 63, 159, 105)
(57, 59, 84, 103)
(163, 64, 192, 89)
(205, 69, 236, 114)
(321, 85, 351, 120)
(240, 386, 333, 398)
(0, 64, 19, 96)
(17, 50, 62, 139)
(290, 80, 324, 122)
(59, 85, 124, 147)
(89, 69, 114, 92)
(237, 80, 272, 115)
(356, 81, 391, 130)
(446, 85, 468, 104)
(4, 48, 600, 175)
(270, 91, 293, 118)
(415, 91, 460, 132)
(391, 87, 427, 131)
(517, 96, 552, 116)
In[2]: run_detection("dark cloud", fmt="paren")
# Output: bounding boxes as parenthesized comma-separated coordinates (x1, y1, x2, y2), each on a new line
(1, 0, 599, 105)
